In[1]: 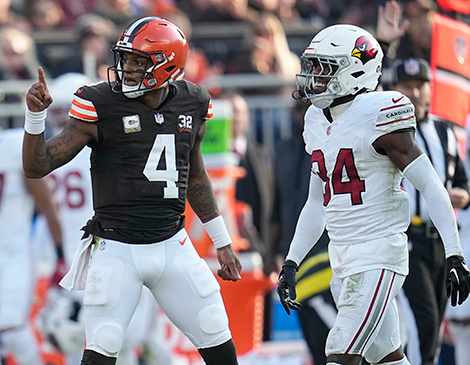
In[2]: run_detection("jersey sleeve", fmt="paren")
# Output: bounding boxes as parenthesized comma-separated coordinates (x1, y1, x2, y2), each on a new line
(68, 87, 99, 122)
(375, 92, 416, 137)
(205, 99, 213, 119)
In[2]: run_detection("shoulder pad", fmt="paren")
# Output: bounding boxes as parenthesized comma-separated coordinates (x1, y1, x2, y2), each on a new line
(173, 80, 212, 118)
(67, 83, 107, 123)
(375, 91, 415, 133)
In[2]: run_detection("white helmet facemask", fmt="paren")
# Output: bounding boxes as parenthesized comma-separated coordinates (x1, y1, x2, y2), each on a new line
(295, 25, 383, 107)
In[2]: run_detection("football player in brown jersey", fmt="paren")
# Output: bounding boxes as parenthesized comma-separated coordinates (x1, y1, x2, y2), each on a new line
(23, 17, 242, 365)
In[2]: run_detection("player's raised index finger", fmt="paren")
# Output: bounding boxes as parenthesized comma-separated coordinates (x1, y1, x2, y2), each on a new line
(37, 67, 48, 88)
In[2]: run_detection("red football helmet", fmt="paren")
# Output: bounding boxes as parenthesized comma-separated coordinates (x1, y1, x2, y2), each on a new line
(108, 17, 188, 98)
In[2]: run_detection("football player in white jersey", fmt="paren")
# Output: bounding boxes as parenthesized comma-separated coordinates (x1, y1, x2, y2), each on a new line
(0, 127, 64, 364)
(276, 24, 470, 365)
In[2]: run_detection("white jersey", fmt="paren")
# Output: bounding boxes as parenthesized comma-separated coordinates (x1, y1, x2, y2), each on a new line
(34, 147, 93, 266)
(0, 128, 35, 249)
(303, 91, 416, 277)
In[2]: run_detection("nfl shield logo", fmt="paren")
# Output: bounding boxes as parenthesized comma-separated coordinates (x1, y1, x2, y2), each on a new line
(155, 113, 164, 124)
(404, 59, 420, 76)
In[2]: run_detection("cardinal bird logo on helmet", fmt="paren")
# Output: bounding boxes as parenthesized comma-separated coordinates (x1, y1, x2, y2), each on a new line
(351, 36, 379, 65)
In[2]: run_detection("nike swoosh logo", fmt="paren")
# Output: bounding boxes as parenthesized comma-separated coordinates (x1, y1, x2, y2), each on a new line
(77, 88, 84, 94)
(450, 268, 460, 285)
(179, 237, 187, 246)
(392, 96, 403, 103)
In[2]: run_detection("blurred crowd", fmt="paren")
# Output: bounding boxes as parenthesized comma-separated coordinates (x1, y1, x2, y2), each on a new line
(0, 0, 409, 129)
(3, 1, 470, 365)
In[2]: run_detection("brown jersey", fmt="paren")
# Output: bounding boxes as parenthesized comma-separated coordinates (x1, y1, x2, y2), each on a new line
(68, 80, 212, 243)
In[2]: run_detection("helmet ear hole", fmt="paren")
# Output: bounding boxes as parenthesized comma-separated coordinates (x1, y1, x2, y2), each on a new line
(351, 71, 365, 78)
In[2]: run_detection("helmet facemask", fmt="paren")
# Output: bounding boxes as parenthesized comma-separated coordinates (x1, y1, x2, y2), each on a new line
(109, 48, 179, 98)
(296, 55, 347, 108)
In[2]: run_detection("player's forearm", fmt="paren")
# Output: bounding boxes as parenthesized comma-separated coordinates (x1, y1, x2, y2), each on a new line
(286, 198, 326, 265)
(404, 154, 464, 257)
(22, 132, 52, 178)
(286, 173, 326, 265)
(187, 171, 220, 223)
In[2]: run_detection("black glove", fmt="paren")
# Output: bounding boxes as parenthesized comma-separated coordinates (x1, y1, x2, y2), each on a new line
(446, 255, 470, 306)
(277, 260, 302, 315)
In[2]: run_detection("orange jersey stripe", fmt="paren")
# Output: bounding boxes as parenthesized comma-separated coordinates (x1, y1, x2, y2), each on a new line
(205, 101, 213, 119)
(72, 99, 96, 112)
(69, 108, 99, 122)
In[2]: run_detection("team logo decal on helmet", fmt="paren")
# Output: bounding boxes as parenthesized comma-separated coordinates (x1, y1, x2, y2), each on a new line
(351, 36, 379, 65)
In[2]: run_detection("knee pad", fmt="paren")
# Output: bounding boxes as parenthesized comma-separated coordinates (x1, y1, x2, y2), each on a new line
(197, 304, 229, 335)
(89, 321, 124, 356)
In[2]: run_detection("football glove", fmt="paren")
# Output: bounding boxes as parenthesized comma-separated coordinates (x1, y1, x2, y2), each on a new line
(446, 255, 470, 306)
(277, 260, 302, 315)
(50, 258, 69, 288)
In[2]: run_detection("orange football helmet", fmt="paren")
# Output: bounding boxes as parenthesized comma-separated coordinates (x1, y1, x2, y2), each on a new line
(108, 17, 188, 98)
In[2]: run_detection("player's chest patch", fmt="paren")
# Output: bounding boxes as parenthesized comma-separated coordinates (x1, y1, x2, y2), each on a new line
(155, 113, 165, 124)
(178, 114, 193, 132)
(122, 115, 142, 134)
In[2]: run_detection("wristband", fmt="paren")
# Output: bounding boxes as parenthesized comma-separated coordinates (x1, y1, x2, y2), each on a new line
(24, 108, 46, 135)
(203, 215, 231, 249)
(55, 245, 65, 260)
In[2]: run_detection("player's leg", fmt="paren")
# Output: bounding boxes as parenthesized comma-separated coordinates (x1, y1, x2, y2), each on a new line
(363, 299, 410, 364)
(326, 269, 406, 365)
(80, 237, 144, 364)
(0, 242, 44, 365)
(146, 229, 237, 365)
(133, 288, 173, 365)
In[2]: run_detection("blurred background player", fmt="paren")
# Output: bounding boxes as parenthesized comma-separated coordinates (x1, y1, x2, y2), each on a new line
(0, 125, 64, 364)
(33, 72, 93, 365)
(445, 122, 470, 365)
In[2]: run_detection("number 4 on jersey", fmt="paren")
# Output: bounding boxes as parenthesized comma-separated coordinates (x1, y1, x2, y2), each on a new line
(143, 134, 179, 199)
(311, 148, 365, 206)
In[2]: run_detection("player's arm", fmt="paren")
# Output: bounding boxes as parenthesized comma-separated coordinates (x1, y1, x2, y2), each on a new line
(285, 171, 326, 265)
(24, 176, 68, 286)
(22, 67, 97, 178)
(187, 123, 242, 281)
(277, 171, 326, 314)
(375, 130, 470, 306)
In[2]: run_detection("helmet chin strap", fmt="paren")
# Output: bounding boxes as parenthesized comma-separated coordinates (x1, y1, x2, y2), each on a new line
(122, 83, 146, 98)
(310, 94, 334, 109)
